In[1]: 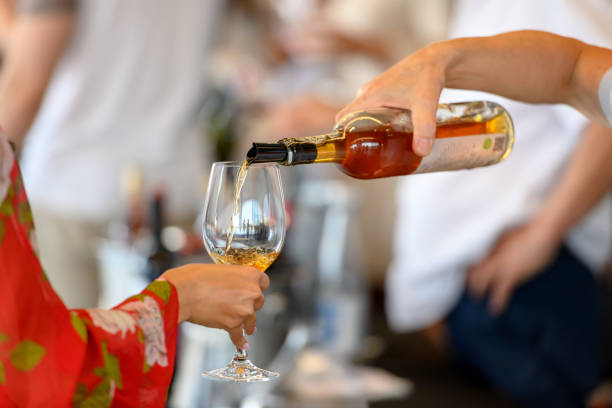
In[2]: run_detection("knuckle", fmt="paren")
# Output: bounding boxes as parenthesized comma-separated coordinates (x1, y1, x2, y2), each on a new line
(237, 306, 254, 319)
(244, 269, 260, 282)
(248, 283, 263, 296)
(357, 83, 371, 96)
(227, 318, 242, 330)
(248, 266, 261, 276)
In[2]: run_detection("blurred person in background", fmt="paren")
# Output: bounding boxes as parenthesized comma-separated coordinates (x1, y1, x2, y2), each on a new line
(0, 0, 225, 308)
(353, 1, 612, 406)
(259, 1, 612, 404)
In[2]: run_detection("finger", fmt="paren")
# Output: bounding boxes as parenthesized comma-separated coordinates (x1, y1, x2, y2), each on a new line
(489, 276, 516, 317)
(243, 314, 257, 336)
(336, 98, 373, 122)
(335, 79, 390, 121)
(258, 272, 270, 291)
(467, 260, 497, 299)
(228, 326, 248, 349)
(335, 106, 351, 123)
(338, 93, 411, 123)
(410, 98, 438, 157)
(254, 293, 265, 311)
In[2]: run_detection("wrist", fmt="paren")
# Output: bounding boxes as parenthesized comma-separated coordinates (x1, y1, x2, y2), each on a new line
(160, 270, 191, 324)
(423, 40, 454, 82)
(440, 36, 493, 90)
(530, 213, 567, 246)
(430, 38, 466, 89)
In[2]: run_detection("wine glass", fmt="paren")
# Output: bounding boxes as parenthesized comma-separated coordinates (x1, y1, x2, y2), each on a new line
(201, 161, 286, 382)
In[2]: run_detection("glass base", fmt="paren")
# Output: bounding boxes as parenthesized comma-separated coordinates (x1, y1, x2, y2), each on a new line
(202, 358, 279, 382)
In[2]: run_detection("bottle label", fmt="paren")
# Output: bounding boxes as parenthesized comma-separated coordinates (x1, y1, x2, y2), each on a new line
(414, 133, 508, 173)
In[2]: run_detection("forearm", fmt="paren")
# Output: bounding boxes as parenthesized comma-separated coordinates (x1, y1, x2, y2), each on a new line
(0, 74, 46, 146)
(0, 0, 15, 43)
(0, 11, 74, 147)
(532, 122, 612, 242)
(440, 31, 612, 125)
(77, 280, 179, 397)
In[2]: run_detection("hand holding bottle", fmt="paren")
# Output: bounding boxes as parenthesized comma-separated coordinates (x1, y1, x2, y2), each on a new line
(336, 44, 447, 157)
(337, 31, 612, 157)
(162, 264, 269, 348)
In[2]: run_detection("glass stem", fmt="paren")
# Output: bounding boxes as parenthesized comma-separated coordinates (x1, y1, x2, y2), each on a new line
(234, 347, 248, 361)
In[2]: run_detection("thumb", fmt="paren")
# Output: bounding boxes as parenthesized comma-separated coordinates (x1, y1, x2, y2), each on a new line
(410, 100, 438, 157)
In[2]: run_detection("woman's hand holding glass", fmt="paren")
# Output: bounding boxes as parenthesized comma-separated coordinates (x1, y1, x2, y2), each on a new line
(162, 263, 269, 348)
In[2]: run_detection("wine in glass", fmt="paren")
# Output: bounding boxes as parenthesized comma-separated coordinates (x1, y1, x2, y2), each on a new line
(201, 161, 286, 382)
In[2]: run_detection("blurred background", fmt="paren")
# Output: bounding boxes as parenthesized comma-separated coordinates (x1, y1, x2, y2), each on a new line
(2, 0, 612, 406)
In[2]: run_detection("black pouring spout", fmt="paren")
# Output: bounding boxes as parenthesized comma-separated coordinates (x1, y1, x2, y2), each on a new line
(246, 143, 288, 163)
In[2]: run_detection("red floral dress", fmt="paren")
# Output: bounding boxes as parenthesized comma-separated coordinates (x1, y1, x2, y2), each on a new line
(0, 136, 178, 407)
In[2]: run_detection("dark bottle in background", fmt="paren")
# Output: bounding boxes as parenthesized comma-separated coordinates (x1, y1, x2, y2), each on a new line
(144, 189, 174, 281)
(201, 85, 242, 162)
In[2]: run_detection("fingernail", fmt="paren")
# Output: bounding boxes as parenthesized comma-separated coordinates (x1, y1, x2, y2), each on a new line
(243, 342, 250, 351)
(416, 138, 433, 156)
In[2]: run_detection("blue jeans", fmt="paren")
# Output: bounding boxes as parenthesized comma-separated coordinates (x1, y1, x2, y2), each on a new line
(447, 246, 602, 407)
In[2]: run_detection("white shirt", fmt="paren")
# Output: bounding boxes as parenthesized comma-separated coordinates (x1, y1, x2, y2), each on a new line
(387, 0, 612, 332)
(21, 0, 223, 221)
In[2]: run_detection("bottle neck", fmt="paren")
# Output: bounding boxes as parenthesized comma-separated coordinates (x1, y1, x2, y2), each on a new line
(285, 142, 318, 164)
(310, 137, 344, 163)
(247, 132, 345, 165)
(283, 131, 345, 165)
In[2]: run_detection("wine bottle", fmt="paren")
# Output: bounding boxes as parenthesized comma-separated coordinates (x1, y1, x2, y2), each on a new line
(144, 189, 174, 281)
(247, 101, 514, 179)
